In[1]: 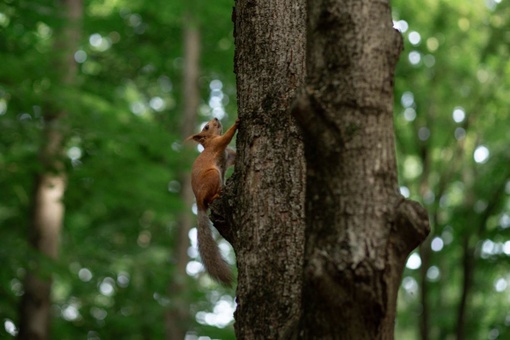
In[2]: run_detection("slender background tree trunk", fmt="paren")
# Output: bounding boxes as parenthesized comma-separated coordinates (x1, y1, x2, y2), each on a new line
(18, 1, 82, 339)
(164, 16, 200, 340)
(455, 236, 473, 340)
(418, 145, 432, 340)
(455, 171, 509, 340)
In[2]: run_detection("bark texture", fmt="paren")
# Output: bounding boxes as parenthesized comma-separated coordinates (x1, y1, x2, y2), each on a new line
(294, 1, 429, 338)
(164, 18, 200, 340)
(217, 0, 307, 337)
(18, 0, 82, 339)
(213, 0, 430, 338)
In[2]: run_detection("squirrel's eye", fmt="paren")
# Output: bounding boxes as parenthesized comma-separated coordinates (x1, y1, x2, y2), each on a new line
(204, 125, 209, 130)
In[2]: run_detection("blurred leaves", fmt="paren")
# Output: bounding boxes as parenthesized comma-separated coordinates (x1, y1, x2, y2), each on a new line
(393, 0, 510, 339)
(1, 0, 236, 338)
(1, 0, 509, 339)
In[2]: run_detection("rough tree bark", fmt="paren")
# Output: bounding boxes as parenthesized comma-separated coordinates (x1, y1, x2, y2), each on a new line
(213, 0, 430, 338)
(164, 16, 200, 340)
(294, 1, 429, 338)
(212, 0, 307, 338)
(18, 1, 82, 339)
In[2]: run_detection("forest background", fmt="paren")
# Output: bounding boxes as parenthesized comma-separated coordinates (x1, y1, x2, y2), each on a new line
(1, 0, 510, 339)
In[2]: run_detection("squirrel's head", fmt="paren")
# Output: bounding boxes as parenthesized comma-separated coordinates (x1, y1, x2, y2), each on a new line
(186, 117, 223, 145)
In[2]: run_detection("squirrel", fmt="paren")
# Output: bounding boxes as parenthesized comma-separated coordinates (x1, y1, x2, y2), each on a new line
(187, 117, 239, 286)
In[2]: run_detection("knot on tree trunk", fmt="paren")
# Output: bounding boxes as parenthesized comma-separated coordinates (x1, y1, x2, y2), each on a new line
(393, 197, 430, 256)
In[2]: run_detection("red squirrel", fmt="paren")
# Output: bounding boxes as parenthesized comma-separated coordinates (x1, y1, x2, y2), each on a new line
(187, 117, 239, 285)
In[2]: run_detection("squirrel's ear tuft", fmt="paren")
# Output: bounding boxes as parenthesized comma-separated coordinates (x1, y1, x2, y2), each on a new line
(186, 133, 204, 144)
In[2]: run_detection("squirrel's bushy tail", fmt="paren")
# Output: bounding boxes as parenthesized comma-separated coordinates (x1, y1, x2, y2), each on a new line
(197, 209, 233, 286)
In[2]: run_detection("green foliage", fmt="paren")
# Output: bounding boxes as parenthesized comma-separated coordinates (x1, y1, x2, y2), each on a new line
(2, 0, 509, 338)
(393, 0, 510, 339)
(0, 0, 236, 338)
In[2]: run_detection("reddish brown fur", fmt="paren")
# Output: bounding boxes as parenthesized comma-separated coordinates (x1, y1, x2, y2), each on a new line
(187, 118, 239, 285)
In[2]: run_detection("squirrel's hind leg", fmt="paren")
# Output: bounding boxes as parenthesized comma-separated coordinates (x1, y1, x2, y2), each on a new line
(196, 168, 222, 208)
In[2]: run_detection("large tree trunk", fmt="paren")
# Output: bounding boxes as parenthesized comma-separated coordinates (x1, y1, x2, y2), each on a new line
(294, 1, 429, 338)
(17, 1, 82, 339)
(214, 0, 308, 338)
(213, 0, 430, 338)
(164, 16, 200, 340)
